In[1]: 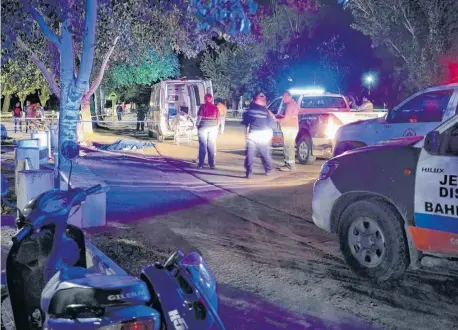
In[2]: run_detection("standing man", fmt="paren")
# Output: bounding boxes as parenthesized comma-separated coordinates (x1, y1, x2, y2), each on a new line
(116, 103, 123, 121)
(242, 92, 275, 179)
(216, 99, 227, 135)
(196, 94, 220, 169)
(277, 90, 299, 171)
(12, 102, 22, 133)
(136, 104, 146, 132)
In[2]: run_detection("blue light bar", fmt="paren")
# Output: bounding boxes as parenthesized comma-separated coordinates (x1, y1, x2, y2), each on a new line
(289, 88, 325, 95)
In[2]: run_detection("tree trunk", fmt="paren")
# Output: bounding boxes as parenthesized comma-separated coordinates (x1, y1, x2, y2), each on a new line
(80, 100, 94, 136)
(2, 95, 11, 113)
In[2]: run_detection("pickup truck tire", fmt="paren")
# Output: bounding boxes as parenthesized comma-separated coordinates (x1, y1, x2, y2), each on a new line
(337, 199, 409, 282)
(296, 135, 316, 165)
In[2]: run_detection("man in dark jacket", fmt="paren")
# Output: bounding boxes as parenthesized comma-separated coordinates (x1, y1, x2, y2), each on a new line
(242, 92, 275, 178)
(136, 105, 147, 132)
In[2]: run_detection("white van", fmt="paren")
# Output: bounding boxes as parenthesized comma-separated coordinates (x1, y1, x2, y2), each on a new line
(147, 78, 213, 141)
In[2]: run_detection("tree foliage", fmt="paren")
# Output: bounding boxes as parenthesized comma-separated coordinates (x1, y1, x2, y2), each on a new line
(317, 34, 351, 92)
(1, 58, 52, 104)
(201, 43, 264, 101)
(348, 0, 458, 91)
(108, 50, 180, 88)
(201, 0, 317, 101)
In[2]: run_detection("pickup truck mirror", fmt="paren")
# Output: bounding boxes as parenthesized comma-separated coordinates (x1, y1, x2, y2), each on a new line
(423, 130, 441, 155)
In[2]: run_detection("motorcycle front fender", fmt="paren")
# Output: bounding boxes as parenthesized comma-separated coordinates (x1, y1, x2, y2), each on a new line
(141, 264, 226, 330)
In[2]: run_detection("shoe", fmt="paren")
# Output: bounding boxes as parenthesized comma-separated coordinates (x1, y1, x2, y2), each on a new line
(265, 170, 272, 176)
(246, 172, 253, 179)
(197, 165, 204, 169)
(209, 165, 216, 170)
(278, 164, 293, 172)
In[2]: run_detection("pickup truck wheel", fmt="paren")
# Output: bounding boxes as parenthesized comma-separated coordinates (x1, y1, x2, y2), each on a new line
(338, 199, 409, 282)
(296, 135, 315, 165)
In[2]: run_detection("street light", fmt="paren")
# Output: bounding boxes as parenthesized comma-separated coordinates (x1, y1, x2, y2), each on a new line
(362, 73, 377, 95)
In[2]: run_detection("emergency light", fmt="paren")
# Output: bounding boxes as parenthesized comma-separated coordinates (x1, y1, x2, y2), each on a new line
(289, 88, 325, 95)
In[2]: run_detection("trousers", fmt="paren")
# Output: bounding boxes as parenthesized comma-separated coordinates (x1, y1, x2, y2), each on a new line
(282, 128, 298, 165)
(198, 126, 218, 167)
(245, 129, 273, 174)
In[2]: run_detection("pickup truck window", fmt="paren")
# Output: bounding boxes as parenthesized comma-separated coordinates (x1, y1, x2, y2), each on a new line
(387, 89, 453, 123)
(300, 96, 346, 109)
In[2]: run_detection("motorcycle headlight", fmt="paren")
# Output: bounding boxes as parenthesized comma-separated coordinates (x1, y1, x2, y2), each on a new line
(98, 320, 154, 330)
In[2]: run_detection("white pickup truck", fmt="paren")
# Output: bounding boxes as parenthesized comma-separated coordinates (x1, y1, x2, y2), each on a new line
(333, 83, 458, 157)
(268, 89, 386, 164)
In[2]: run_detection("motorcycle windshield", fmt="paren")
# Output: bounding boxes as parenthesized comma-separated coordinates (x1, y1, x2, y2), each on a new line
(180, 252, 218, 310)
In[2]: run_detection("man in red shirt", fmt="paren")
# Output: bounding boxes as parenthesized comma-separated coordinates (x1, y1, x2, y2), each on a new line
(196, 94, 220, 169)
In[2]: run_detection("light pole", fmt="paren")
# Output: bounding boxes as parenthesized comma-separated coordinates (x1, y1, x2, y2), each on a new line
(365, 75, 374, 95)
(362, 73, 376, 96)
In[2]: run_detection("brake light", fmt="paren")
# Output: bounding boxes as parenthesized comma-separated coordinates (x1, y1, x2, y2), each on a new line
(319, 160, 339, 180)
(409, 117, 418, 123)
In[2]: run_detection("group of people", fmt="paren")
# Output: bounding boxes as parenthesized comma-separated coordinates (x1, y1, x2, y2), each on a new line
(11, 101, 46, 133)
(196, 91, 299, 178)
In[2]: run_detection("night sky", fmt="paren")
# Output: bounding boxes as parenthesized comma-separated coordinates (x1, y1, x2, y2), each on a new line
(181, 0, 382, 103)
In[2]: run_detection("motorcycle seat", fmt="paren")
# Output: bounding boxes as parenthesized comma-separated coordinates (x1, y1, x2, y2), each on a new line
(41, 267, 151, 316)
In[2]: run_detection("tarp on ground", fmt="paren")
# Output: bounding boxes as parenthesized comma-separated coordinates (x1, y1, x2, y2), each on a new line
(98, 138, 154, 151)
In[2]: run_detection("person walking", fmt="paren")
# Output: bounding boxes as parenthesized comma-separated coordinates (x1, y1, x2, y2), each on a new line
(242, 92, 275, 179)
(116, 103, 123, 121)
(277, 90, 299, 171)
(216, 100, 227, 135)
(12, 102, 23, 133)
(136, 105, 146, 132)
(196, 94, 220, 169)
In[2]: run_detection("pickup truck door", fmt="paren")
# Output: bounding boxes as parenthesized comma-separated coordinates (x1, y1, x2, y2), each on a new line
(411, 116, 458, 255)
(373, 89, 456, 145)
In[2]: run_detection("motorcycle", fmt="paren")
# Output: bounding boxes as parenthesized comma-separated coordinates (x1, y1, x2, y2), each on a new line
(1, 140, 225, 330)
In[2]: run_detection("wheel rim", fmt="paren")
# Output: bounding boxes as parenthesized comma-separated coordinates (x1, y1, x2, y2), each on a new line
(348, 217, 386, 268)
(298, 141, 308, 160)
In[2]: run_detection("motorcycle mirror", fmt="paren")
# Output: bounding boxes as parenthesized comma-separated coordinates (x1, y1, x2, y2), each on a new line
(61, 141, 80, 161)
(181, 252, 202, 267)
(1, 175, 9, 197)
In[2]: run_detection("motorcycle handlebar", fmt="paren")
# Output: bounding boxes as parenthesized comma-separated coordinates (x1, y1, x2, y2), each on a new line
(12, 226, 32, 244)
(84, 184, 102, 195)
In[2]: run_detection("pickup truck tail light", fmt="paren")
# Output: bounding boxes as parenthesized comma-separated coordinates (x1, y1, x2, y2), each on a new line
(324, 116, 341, 139)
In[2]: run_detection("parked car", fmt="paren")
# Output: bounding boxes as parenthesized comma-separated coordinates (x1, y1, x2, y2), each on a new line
(312, 114, 458, 281)
(268, 89, 386, 164)
(333, 83, 458, 157)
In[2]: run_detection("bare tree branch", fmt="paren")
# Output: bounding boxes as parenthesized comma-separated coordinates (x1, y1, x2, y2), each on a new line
(82, 36, 120, 103)
(16, 37, 61, 98)
(30, 7, 61, 47)
(75, 0, 97, 92)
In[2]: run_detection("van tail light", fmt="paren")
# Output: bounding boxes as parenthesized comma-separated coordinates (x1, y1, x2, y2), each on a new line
(319, 160, 339, 180)
(99, 320, 154, 330)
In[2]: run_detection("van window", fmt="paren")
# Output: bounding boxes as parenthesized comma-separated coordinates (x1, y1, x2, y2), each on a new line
(193, 86, 201, 106)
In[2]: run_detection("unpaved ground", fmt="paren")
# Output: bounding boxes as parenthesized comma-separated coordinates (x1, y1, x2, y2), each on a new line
(2, 125, 458, 329)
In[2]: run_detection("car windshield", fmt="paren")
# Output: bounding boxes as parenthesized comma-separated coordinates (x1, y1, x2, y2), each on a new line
(300, 96, 347, 108)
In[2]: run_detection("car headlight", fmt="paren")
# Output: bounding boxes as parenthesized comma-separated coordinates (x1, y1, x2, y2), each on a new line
(318, 160, 339, 180)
